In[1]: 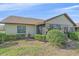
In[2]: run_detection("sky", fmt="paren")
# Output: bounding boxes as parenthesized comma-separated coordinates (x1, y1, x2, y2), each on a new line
(0, 3, 79, 23)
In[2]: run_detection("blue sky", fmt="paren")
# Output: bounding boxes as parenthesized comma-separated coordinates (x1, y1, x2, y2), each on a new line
(0, 3, 79, 23)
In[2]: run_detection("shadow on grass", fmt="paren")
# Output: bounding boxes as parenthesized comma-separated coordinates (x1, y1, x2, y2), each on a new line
(0, 41, 18, 48)
(61, 40, 79, 50)
(0, 38, 37, 49)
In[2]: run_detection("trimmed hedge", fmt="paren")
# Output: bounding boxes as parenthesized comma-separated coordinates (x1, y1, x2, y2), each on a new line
(68, 32, 79, 41)
(34, 34, 46, 41)
(46, 29, 66, 47)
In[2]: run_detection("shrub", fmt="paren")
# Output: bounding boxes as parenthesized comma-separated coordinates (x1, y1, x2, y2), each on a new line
(69, 32, 79, 41)
(0, 33, 26, 42)
(5, 35, 16, 41)
(34, 34, 46, 41)
(27, 33, 31, 38)
(0, 33, 6, 43)
(16, 34, 26, 39)
(46, 29, 66, 47)
(41, 35, 46, 41)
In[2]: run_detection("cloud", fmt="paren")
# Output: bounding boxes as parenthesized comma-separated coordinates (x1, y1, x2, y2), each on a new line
(55, 4, 79, 12)
(0, 3, 42, 11)
(49, 4, 79, 13)
(62, 5, 79, 10)
(55, 5, 79, 12)
(48, 4, 79, 16)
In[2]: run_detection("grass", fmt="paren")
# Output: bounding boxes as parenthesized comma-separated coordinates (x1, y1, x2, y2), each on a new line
(0, 39, 79, 56)
(0, 31, 5, 33)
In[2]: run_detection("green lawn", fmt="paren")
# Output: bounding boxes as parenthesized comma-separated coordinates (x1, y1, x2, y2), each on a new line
(0, 40, 79, 56)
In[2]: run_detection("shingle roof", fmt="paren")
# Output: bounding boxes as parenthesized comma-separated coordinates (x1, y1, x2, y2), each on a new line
(0, 16, 45, 25)
(0, 13, 76, 26)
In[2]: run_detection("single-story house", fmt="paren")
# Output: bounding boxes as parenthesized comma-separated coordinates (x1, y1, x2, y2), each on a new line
(0, 13, 77, 36)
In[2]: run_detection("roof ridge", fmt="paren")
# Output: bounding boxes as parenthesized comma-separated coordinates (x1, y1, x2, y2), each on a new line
(46, 13, 67, 21)
(7, 15, 44, 21)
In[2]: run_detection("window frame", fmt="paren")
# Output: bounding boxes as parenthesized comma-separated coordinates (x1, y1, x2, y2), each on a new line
(49, 24, 61, 30)
(17, 25, 26, 34)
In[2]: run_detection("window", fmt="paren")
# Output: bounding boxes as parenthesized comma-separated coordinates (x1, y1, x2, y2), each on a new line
(70, 27, 75, 32)
(17, 25, 26, 33)
(50, 24, 61, 29)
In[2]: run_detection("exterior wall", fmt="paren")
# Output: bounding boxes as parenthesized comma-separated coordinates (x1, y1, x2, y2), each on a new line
(5, 24, 17, 35)
(45, 15, 75, 33)
(46, 15, 74, 26)
(26, 25, 36, 36)
(5, 24, 36, 36)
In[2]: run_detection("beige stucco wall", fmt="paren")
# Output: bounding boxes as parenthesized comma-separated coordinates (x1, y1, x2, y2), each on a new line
(46, 15, 74, 27)
(5, 24, 36, 36)
(26, 25, 36, 36)
(5, 24, 17, 35)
